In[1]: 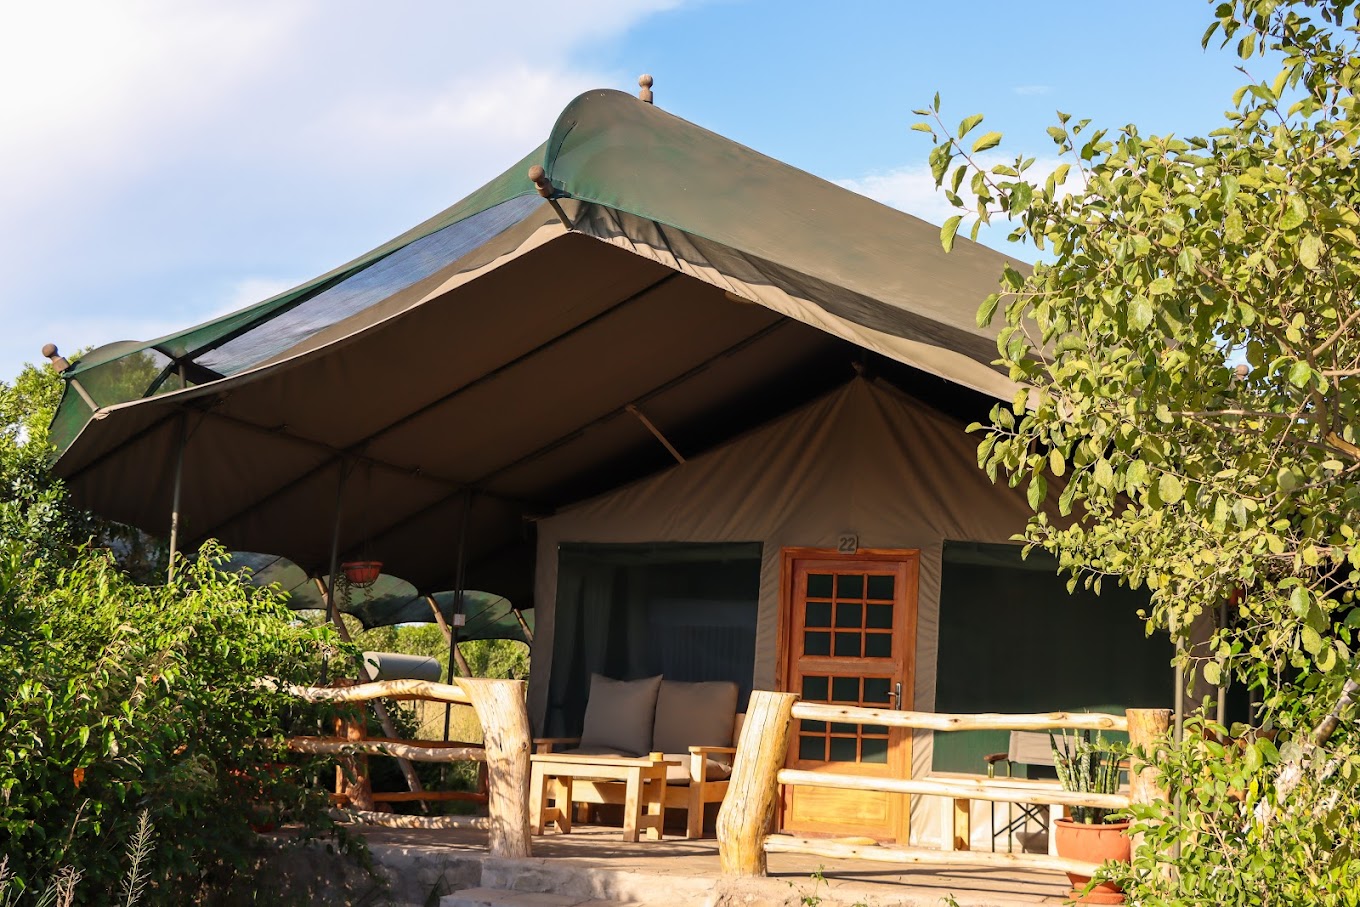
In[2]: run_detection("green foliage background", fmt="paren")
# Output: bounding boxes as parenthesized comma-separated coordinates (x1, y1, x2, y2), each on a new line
(919, 1, 1360, 901)
(0, 364, 344, 903)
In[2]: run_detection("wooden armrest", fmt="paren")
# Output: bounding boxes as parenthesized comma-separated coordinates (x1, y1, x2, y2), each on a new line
(533, 736, 581, 754)
(983, 752, 1008, 764)
(688, 745, 737, 757)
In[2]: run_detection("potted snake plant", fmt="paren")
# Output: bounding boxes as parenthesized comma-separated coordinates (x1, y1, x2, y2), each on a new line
(1049, 729, 1130, 905)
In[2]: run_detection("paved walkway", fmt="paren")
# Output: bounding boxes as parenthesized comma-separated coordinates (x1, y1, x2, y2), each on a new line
(357, 825, 1073, 907)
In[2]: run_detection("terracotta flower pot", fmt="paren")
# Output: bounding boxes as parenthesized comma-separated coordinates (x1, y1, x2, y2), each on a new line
(1053, 817, 1131, 904)
(341, 560, 382, 586)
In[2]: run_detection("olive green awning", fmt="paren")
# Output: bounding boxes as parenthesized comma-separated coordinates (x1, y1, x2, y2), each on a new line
(51, 87, 1027, 605)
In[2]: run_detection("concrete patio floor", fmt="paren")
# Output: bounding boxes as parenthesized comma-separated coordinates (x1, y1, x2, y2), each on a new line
(354, 824, 1077, 907)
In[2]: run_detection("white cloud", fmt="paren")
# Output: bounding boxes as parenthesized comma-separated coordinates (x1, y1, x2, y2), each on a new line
(837, 154, 1083, 254)
(0, 0, 692, 378)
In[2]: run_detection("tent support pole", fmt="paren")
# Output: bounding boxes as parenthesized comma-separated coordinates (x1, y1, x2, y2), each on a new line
(68, 378, 99, 412)
(443, 491, 472, 742)
(512, 608, 534, 643)
(426, 595, 473, 677)
(166, 408, 189, 583)
(625, 403, 685, 463)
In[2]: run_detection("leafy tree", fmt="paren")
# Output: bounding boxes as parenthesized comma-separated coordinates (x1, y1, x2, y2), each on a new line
(1, 361, 165, 580)
(919, 0, 1360, 901)
(1, 361, 348, 902)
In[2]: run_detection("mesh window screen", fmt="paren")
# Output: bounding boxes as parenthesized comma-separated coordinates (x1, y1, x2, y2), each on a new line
(932, 541, 1175, 774)
(197, 195, 543, 375)
(545, 542, 761, 737)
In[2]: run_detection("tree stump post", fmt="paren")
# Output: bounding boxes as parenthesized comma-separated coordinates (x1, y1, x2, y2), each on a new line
(717, 690, 798, 877)
(1126, 708, 1172, 857)
(460, 677, 532, 858)
(339, 709, 374, 811)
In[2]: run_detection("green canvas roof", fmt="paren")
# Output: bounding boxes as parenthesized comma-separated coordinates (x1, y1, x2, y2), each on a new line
(50, 87, 1028, 604)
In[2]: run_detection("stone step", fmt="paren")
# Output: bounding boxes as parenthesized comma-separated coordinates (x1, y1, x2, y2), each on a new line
(441, 889, 643, 907)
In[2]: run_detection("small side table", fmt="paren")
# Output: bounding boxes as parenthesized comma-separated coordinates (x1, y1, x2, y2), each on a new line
(529, 752, 677, 843)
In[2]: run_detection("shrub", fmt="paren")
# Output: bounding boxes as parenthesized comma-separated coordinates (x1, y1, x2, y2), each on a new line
(1116, 711, 1360, 905)
(0, 540, 344, 904)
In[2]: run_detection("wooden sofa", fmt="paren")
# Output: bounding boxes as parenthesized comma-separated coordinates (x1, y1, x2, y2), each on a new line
(534, 674, 742, 839)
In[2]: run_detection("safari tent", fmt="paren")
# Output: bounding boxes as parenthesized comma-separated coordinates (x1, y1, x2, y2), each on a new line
(47, 86, 1170, 846)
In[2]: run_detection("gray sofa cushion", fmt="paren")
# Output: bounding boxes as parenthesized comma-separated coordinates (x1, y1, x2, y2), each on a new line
(578, 673, 663, 756)
(652, 679, 739, 754)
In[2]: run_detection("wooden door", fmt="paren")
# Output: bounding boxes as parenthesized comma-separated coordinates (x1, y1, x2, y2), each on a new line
(778, 549, 918, 842)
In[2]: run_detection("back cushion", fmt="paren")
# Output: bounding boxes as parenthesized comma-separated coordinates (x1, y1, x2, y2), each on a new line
(578, 673, 663, 756)
(652, 680, 740, 754)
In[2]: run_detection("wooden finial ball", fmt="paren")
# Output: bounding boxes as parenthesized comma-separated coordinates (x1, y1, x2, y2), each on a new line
(1235, 364, 1250, 380)
(527, 164, 554, 198)
(638, 74, 654, 103)
(43, 343, 70, 373)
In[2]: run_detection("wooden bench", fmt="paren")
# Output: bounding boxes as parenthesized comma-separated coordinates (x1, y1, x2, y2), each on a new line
(530, 752, 679, 842)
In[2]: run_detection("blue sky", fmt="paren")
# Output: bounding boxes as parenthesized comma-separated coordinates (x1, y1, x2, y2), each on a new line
(1, 1, 1256, 381)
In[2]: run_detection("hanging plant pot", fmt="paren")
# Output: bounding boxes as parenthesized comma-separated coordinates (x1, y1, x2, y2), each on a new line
(1053, 818, 1131, 904)
(342, 560, 382, 588)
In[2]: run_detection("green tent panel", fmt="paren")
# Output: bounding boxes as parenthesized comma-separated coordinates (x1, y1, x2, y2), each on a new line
(225, 551, 531, 643)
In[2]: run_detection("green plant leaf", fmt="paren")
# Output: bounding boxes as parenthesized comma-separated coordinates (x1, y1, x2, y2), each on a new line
(1027, 473, 1047, 511)
(1298, 233, 1322, 270)
(1280, 195, 1307, 230)
(977, 292, 1001, 327)
(941, 215, 963, 253)
(972, 131, 1003, 153)
(1129, 295, 1154, 330)
(1288, 361, 1312, 387)
(1203, 661, 1222, 685)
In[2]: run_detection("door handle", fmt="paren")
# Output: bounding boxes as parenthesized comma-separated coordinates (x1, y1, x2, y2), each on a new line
(893, 682, 902, 711)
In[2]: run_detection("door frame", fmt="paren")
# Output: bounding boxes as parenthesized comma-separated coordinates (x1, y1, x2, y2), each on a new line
(775, 546, 920, 841)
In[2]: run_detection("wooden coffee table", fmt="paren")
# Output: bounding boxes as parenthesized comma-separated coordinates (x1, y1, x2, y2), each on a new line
(529, 752, 678, 842)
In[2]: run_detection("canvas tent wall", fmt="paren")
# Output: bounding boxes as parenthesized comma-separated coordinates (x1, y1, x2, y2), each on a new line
(532, 377, 1170, 847)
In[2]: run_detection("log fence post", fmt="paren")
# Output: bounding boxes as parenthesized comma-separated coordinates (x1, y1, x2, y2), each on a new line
(460, 677, 533, 858)
(717, 690, 798, 877)
(339, 709, 374, 811)
(1126, 707, 1172, 858)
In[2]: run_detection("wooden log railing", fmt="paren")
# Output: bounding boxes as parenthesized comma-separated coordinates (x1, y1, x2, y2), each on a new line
(282, 676, 532, 858)
(716, 691, 1171, 879)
